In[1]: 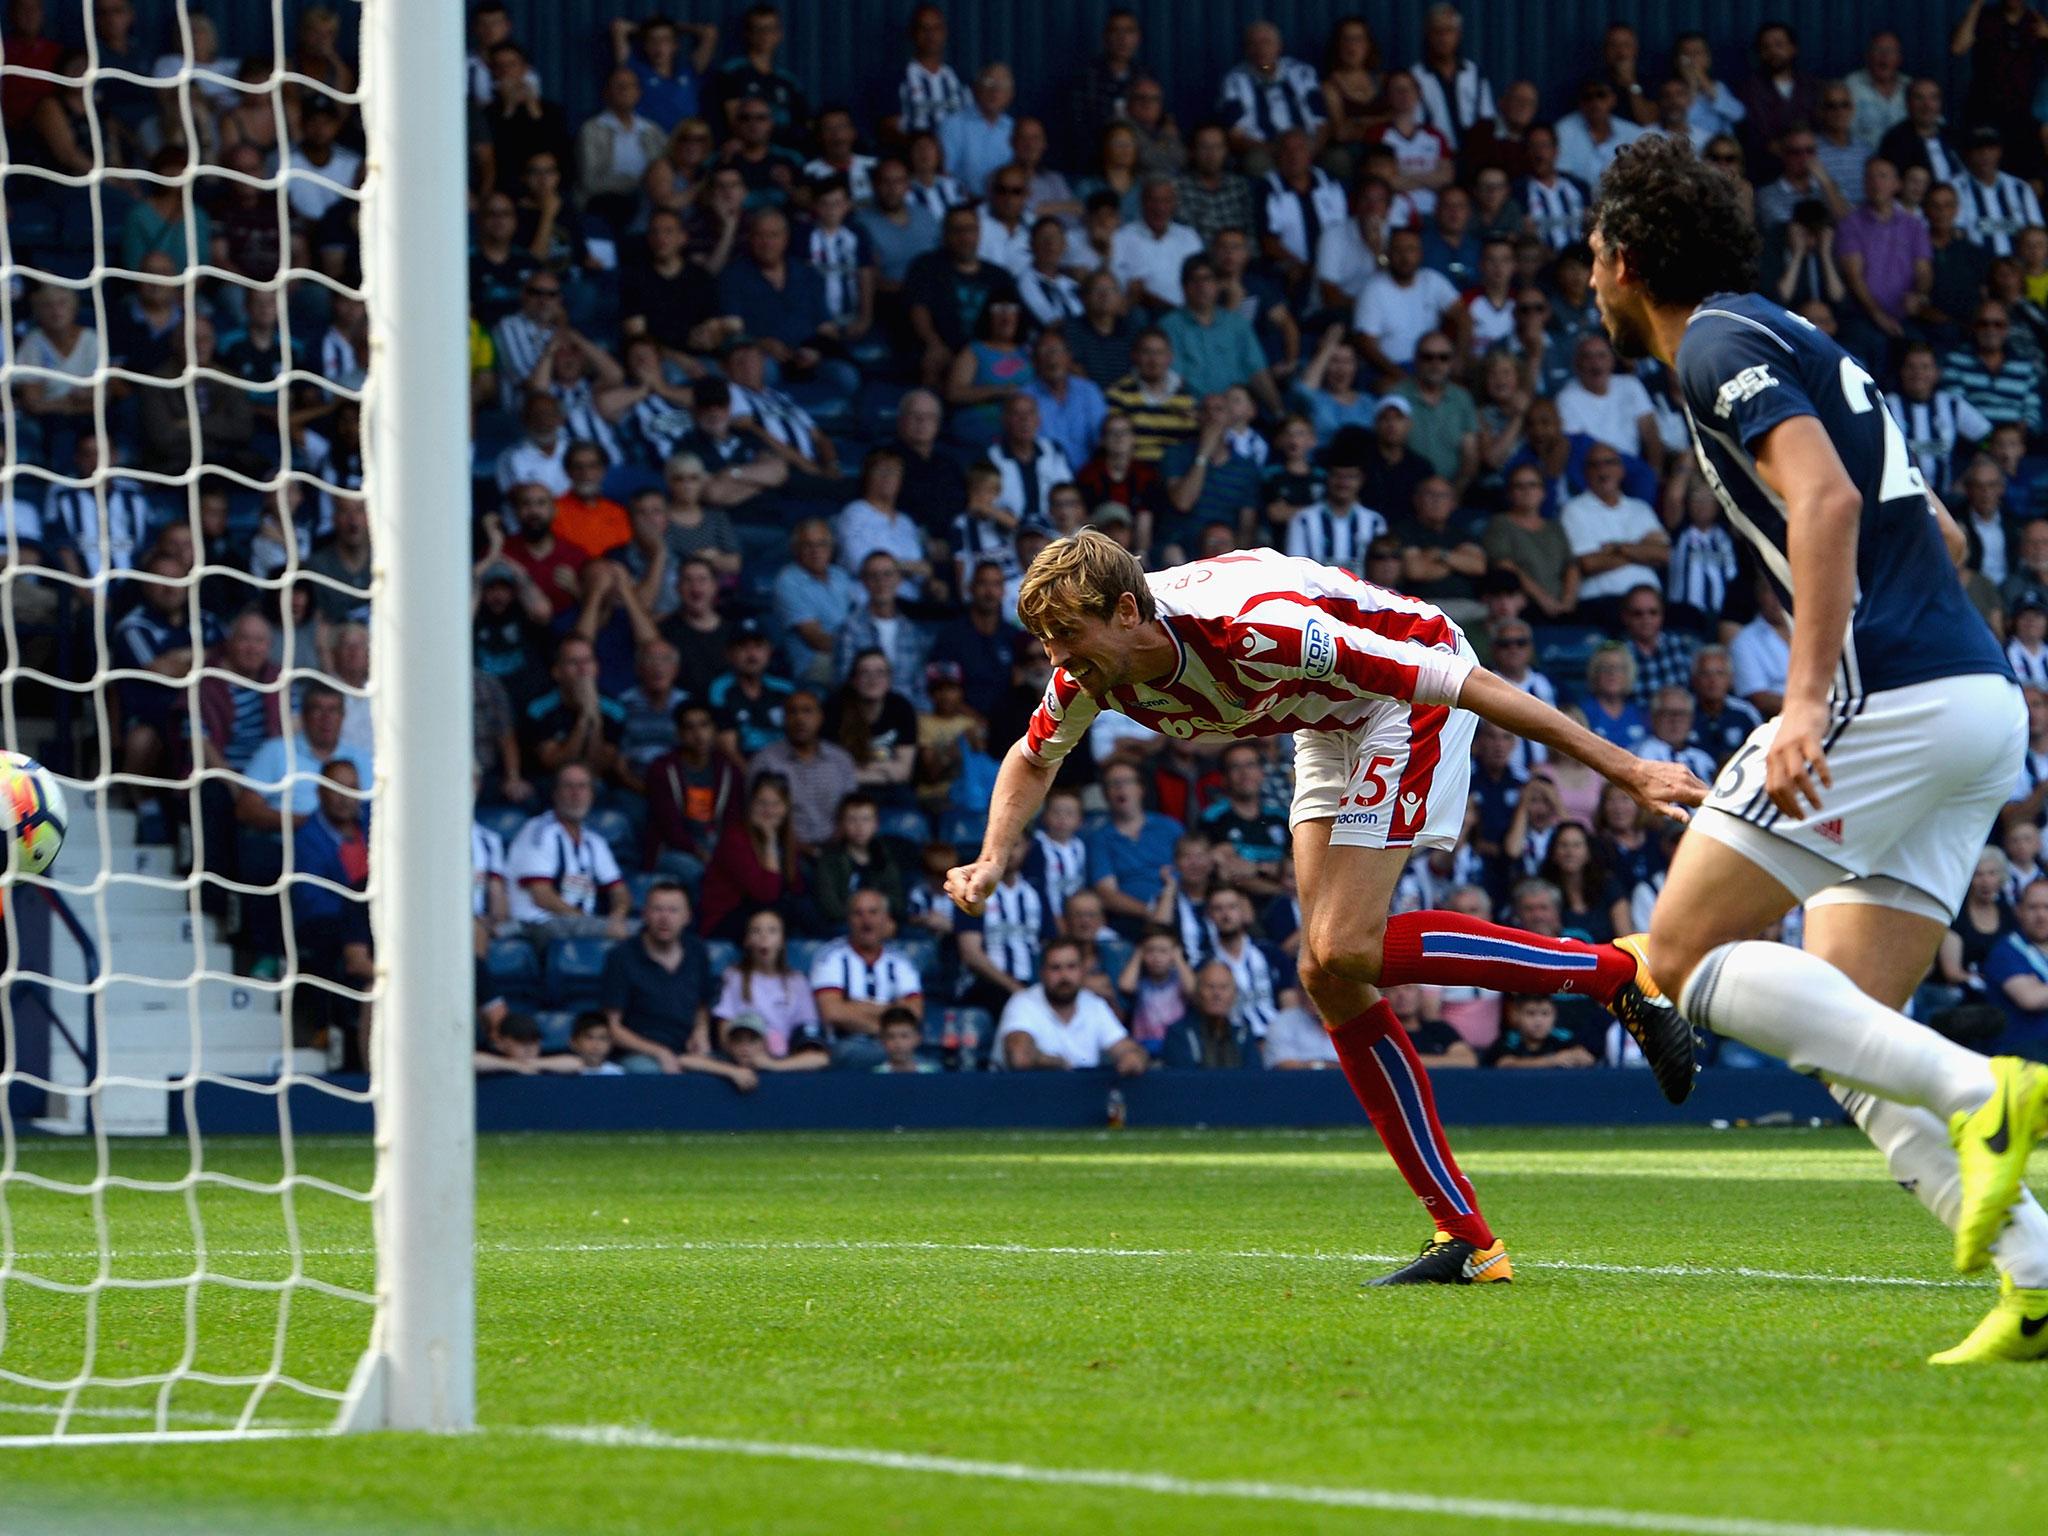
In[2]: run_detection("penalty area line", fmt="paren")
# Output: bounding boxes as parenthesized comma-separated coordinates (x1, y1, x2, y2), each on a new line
(524, 1423, 1947, 1536)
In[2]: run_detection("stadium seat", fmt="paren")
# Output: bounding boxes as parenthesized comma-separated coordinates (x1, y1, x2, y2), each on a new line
(625, 872, 660, 913)
(897, 932, 941, 983)
(484, 940, 542, 1005)
(534, 1010, 578, 1053)
(703, 939, 739, 978)
(1096, 938, 1132, 986)
(545, 938, 611, 1006)
(938, 810, 985, 850)
(478, 805, 528, 848)
(585, 808, 634, 857)
(879, 806, 931, 845)
(786, 938, 824, 976)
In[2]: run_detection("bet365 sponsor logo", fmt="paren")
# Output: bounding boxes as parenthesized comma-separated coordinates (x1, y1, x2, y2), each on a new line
(1714, 364, 1778, 418)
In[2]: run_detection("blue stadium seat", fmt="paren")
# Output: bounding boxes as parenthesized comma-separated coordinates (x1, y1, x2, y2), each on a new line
(897, 932, 940, 983)
(484, 940, 542, 1005)
(625, 872, 660, 913)
(534, 1009, 579, 1053)
(602, 464, 661, 502)
(478, 806, 528, 848)
(703, 939, 739, 978)
(1096, 938, 1132, 986)
(545, 938, 611, 1006)
(585, 807, 634, 857)
(938, 810, 985, 850)
(786, 938, 824, 976)
(879, 806, 931, 845)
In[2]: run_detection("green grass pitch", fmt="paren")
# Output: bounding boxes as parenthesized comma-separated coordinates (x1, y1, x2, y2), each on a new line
(3, 1124, 2046, 1535)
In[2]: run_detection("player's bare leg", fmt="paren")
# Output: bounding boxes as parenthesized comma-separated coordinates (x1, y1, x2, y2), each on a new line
(1293, 822, 1510, 1285)
(1802, 902, 2048, 1361)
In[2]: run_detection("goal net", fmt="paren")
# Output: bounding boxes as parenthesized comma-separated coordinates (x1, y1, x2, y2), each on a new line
(0, 0, 472, 1441)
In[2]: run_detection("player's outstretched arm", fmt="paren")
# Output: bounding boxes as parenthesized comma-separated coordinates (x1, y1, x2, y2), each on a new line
(1456, 667, 1707, 821)
(945, 739, 1058, 914)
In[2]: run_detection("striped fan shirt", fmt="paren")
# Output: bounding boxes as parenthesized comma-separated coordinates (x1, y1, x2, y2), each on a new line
(506, 812, 624, 924)
(1282, 501, 1386, 572)
(1205, 934, 1280, 1036)
(43, 477, 155, 577)
(1410, 61, 1496, 152)
(954, 875, 1044, 990)
(1942, 347, 2043, 436)
(1955, 172, 2044, 258)
(1021, 548, 1477, 769)
(1667, 523, 1740, 618)
(808, 939, 924, 1011)
(1258, 166, 1347, 266)
(1885, 387, 1993, 494)
(472, 823, 506, 919)
(1028, 831, 1088, 918)
(1517, 173, 1590, 251)
(897, 61, 969, 136)
(1217, 58, 1324, 142)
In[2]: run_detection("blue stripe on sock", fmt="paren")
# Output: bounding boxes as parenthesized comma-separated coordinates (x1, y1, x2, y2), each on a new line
(1370, 1035, 1472, 1217)
(1420, 933, 1600, 969)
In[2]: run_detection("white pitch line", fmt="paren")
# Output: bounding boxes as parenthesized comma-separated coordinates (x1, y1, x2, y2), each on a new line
(525, 1424, 1948, 1536)
(0, 1235, 1982, 1289)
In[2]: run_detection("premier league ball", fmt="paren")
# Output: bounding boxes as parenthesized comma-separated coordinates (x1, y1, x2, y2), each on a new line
(0, 751, 68, 876)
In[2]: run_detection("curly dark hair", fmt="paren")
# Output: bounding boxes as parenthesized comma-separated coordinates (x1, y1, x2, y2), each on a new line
(1589, 135, 1759, 306)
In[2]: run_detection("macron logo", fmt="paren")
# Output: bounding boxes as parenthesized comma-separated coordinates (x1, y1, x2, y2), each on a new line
(1715, 364, 1779, 418)
(1241, 629, 1278, 658)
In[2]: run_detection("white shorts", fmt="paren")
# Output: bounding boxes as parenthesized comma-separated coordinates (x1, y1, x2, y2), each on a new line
(1291, 697, 1478, 851)
(1691, 673, 2027, 922)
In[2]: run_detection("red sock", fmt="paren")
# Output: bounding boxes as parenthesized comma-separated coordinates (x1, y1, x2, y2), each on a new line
(1379, 910, 1636, 1005)
(1328, 1002, 1493, 1247)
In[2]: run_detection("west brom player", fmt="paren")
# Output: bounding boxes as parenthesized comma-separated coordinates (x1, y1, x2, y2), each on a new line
(946, 531, 1704, 1285)
(1587, 134, 2048, 1363)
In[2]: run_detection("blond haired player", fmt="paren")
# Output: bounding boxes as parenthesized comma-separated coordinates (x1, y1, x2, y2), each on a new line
(947, 532, 1706, 1284)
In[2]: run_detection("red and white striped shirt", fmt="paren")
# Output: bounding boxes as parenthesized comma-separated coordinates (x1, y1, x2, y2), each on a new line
(1021, 549, 1476, 765)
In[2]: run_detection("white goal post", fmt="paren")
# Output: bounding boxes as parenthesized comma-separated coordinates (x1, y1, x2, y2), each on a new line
(0, 0, 473, 1440)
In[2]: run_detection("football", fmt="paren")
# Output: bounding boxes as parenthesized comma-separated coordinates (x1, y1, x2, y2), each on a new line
(0, 750, 67, 876)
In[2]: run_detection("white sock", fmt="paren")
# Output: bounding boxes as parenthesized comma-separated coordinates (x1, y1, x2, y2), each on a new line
(1836, 1087, 2048, 1289)
(1681, 942, 1995, 1120)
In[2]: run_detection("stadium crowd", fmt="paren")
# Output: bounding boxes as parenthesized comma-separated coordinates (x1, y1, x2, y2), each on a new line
(10, 1, 2048, 1079)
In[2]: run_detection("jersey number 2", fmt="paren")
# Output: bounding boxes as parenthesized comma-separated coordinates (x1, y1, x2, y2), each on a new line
(1838, 357, 1928, 504)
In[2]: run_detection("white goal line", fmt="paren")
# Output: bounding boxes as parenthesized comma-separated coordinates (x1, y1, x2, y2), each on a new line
(0, 1234, 1984, 1290)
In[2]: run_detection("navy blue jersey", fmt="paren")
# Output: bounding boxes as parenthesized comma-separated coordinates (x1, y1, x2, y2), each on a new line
(1676, 292, 2009, 700)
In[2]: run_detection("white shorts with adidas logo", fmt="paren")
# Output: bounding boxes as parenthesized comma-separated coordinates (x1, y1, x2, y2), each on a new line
(1692, 673, 2026, 923)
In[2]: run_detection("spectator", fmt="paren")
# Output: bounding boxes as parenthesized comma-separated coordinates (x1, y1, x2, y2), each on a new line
(1284, 459, 1383, 571)
(1111, 176, 1205, 313)
(1837, 158, 1932, 348)
(1877, 78, 1965, 190)
(703, 5, 808, 140)
(1555, 78, 1647, 189)
(1077, 127, 1143, 224)
(616, 638, 687, 784)
(495, 390, 575, 498)
(685, 162, 750, 275)
(1213, 224, 1300, 378)
(1890, 344, 1995, 496)
(552, 444, 630, 562)
(703, 620, 791, 765)
(1484, 463, 1579, 618)
(1592, 22, 1658, 129)
(860, 155, 942, 295)
(718, 208, 856, 397)
(620, 211, 725, 358)
(1217, 20, 1325, 172)
(1757, 124, 1849, 236)
(1016, 218, 1083, 330)
(811, 888, 924, 1068)
(986, 393, 1073, 526)
(947, 462, 1021, 588)
(868, 1007, 934, 1074)
(1088, 759, 1182, 935)
(1958, 457, 2022, 585)
(1664, 479, 1738, 632)
(1104, 329, 1200, 465)
(996, 937, 1147, 1073)
(1386, 981, 1479, 1068)
(1937, 848, 2019, 997)
(506, 764, 630, 943)
(701, 770, 806, 937)
(1161, 960, 1259, 1069)
(952, 835, 1044, 1013)
(644, 698, 741, 876)
(578, 67, 668, 236)
(1119, 924, 1196, 1054)
(1292, 326, 1379, 442)
(523, 631, 626, 782)
(1638, 686, 1718, 783)
(1812, 83, 1870, 193)
(905, 204, 1021, 388)
(1516, 123, 1590, 254)
(749, 689, 858, 853)
(1064, 9, 1147, 165)
(1394, 476, 1485, 618)
(1980, 879, 2048, 1059)
(903, 128, 968, 221)
(1261, 414, 1327, 531)
(1560, 444, 1668, 618)
(1615, 586, 1697, 706)
(1556, 334, 1662, 472)
(715, 907, 825, 1060)
(1365, 71, 1454, 221)
(805, 108, 878, 205)
(1359, 397, 1432, 520)
(611, 14, 718, 132)
(1486, 993, 1596, 1068)
(287, 98, 366, 219)
(648, 556, 726, 698)
(937, 62, 1016, 199)
(567, 1015, 627, 1076)
(1160, 256, 1276, 411)
(1408, 3, 1496, 152)
(1953, 0, 2048, 174)
(1947, 302, 2043, 436)
(932, 560, 1020, 722)
(1393, 331, 1478, 486)
(1354, 226, 1464, 377)
(1123, 75, 1184, 179)
(1259, 128, 1350, 290)
(973, 164, 1033, 278)
(1735, 22, 1823, 173)
(14, 285, 101, 454)
(1263, 1001, 1343, 1069)
(835, 553, 932, 708)
(1202, 883, 1296, 1035)
(1844, 31, 1907, 148)
(1023, 333, 1107, 474)
(943, 299, 1034, 449)
(888, 3, 967, 140)
(827, 649, 922, 792)
(1921, 184, 1995, 349)
(1730, 579, 1793, 717)
(1956, 125, 2044, 259)
(815, 791, 908, 925)
(1176, 123, 1257, 247)
(599, 880, 717, 1074)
